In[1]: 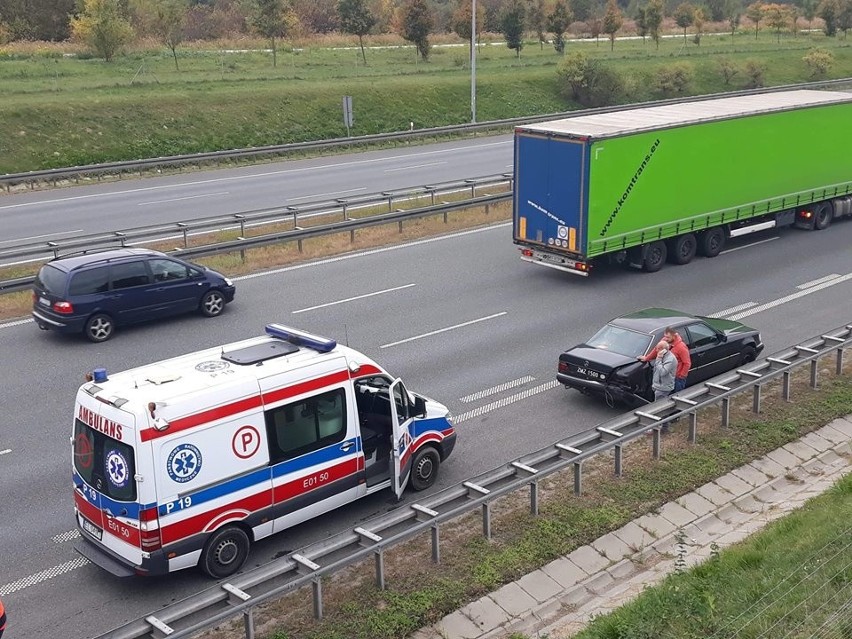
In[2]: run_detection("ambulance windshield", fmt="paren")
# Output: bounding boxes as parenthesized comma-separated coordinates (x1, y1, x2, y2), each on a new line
(74, 419, 137, 502)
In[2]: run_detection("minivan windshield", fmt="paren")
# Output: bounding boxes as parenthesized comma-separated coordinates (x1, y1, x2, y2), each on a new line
(587, 324, 653, 358)
(35, 264, 68, 295)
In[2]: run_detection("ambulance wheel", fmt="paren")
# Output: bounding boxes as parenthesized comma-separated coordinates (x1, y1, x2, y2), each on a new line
(84, 313, 114, 343)
(699, 228, 725, 258)
(641, 241, 666, 273)
(410, 446, 440, 491)
(199, 290, 226, 317)
(201, 526, 250, 579)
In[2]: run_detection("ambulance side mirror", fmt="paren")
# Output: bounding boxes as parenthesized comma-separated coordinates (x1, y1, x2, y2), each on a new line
(413, 395, 427, 418)
(153, 417, 170, 431)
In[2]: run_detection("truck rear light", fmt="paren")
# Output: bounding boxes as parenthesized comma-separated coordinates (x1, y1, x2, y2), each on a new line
(799, 209, 813, 219)
(53, 301, 74, 314)
(521, 249, 533, 257)
(139, 506, 161, 551)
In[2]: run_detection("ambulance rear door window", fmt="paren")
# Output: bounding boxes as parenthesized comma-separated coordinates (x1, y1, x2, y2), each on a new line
(265, 388, 347, 463)
(73, 418, 137, 502)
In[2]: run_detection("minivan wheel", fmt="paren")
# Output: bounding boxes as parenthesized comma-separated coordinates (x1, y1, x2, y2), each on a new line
(84, 313, 114, 343)
(200, 526, 250, 579)
(200, 290, 225, 317)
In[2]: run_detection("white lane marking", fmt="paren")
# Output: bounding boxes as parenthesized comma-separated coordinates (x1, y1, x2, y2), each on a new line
(797, 273, 841, 290)
(137, 191, 229, 206)
(380, 312, 507, 349)
(0, 557, 89, 596)
(0, 449, 10, 455)
(0, 140, 511, 211)
(292, 283, 416, 313)
(0, 229, 83, 246)
(384, 162, 447, 173)
(707, 302, 757, 318)
(286, 187, 367, 203)
(0, 224, 511, 331)
(455, 381, 560, 423)
(720, 236, 779, 254)
(727, 272, 852, 321)
(52, 530, 80, 544)
(459, 376, 536, 403)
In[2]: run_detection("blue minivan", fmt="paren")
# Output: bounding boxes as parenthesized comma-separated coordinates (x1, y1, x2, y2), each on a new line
(32, 248, 235, 342)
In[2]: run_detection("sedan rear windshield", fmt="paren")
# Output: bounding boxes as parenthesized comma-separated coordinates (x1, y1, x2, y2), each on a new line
(587, 324, 652, 358)
(35, 264, 68, 295)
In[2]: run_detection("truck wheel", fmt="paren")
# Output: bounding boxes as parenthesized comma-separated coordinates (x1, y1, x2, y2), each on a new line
(698, 228, 725, 258)
(813, 202, 834, 230)
(642, 241, 667, 272)
(410, 446, 440, 491)
(200, 526, 250, 579)
(668, 234, 697, 265)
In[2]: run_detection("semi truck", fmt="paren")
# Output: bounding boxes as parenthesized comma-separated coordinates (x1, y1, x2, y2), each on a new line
(512, 89, 852, 276)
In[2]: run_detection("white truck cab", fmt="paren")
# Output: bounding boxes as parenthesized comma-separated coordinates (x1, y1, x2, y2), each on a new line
(72, 324, 456, 578)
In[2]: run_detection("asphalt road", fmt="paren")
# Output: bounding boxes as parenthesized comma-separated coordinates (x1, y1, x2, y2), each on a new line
(0, 137, 513, 246)
(1, 211, 851, 639)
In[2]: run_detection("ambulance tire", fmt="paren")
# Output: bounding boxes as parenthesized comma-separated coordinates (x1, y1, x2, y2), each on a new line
(200, 525, 250, 579)
(84, 313, 114, 343)
(410, 446, 440, 491)
(199, 290, 226, 317)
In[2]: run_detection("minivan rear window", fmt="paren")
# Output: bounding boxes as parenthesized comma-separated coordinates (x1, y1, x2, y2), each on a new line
(35, 264, 68, 295)
(69, 267, 110, 296)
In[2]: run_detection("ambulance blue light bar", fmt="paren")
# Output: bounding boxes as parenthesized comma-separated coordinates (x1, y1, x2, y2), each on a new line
(265, 324, 337, 353)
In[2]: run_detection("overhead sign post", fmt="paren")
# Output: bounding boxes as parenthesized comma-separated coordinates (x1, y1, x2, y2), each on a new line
(342, 96, 353, 137)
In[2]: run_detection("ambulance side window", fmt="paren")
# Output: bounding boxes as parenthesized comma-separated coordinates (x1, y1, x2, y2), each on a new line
(265, 388, 347, 463)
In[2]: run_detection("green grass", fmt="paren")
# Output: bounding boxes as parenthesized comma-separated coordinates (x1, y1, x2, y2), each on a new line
(2, 33, 852, 174)
(574, 473, 852, 639)
(253, 372, 852, 639)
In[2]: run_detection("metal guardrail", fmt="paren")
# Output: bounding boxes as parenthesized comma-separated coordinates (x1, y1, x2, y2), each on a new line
(0, 175, 512, 294)
(3, 78, 851, 190)
(98, 323, 851, 639)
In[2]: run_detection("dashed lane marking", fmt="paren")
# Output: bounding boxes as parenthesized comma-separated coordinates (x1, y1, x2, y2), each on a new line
(454, 381, 560, 423)
(380, 312, 506, 349)
(52, 530, 80, 544)
(707, 302, 757, 318)
(727, 273, 852, 321)
(796, 273, 841, 290)
(459, 376, 536, 403)
(0, 557, 88, 596)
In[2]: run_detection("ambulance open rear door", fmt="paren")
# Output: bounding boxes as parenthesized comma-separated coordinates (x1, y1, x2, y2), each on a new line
(389, 379, 415, 500)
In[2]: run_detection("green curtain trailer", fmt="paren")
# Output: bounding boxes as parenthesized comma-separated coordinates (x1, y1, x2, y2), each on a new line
(512, 89, 852, 276)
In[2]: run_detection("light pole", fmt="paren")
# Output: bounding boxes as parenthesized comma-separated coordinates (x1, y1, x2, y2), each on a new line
(471, 0, 477, 123)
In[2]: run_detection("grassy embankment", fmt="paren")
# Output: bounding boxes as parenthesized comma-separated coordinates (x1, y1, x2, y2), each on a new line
(197, 368, 852, 639)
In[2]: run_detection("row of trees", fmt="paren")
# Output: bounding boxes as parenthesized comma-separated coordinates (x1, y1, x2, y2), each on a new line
(2, 0, 849, 64)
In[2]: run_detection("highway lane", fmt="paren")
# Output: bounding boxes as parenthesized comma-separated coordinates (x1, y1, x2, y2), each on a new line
(0, 220, 850, 639)
(0, 137, 513, 245)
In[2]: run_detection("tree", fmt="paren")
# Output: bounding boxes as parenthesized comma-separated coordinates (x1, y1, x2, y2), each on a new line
(705, 0, 726, 21)
(527, 0, 547, 48)
(500, 0, 527, 57)
(646, 0, 664, 48)
(635, 4, 648, 43)
(602, 0, 623, 48)
(674, 2, 695, 42)
(70, 0, 135, 62)
(135, 0, 189, 70)
(803, 47, 834, 75)
(839, 0, 852, 36)
(452, 0, 486, 49)
(0, 0, 76, 41)
(569, 0, 593, 21)
(588, 11, 603, 43)
(338, 0, 376, 64)
(745, 1, 764, 38)
(547, 0, 573, 52)
(400, 0, 434, 60)
(725, 0, 741, 38)
(802, 0, 817, 31)
(692, 6, 704, 43)
(818, 0, 840, 35)
(556, 50, 625, 106)
(249, 0, 298, 67)
(764, 3, 790, 40)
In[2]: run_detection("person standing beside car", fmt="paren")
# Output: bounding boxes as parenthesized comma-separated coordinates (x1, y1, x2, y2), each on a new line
(639, 327, 692, 392)
(650, 340, 677, 400)
(0, 596, 6, 638)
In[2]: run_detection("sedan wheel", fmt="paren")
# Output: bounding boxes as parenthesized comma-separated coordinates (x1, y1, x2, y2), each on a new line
(200, 290, 225, 317)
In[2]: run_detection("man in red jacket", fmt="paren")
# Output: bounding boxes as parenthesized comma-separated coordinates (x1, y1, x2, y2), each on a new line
(639, 327, 692, 393)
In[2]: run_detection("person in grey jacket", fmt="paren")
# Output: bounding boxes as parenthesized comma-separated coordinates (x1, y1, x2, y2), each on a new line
(651, 340, 677, 400)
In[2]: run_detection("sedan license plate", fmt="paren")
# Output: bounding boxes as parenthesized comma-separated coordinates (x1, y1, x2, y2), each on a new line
(576, 366, 604, 380)
(81, 516, 103, 541)
(39, 296, 51, 307)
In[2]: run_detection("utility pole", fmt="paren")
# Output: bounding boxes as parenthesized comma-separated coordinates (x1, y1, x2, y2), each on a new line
(471, 0, 477, 123)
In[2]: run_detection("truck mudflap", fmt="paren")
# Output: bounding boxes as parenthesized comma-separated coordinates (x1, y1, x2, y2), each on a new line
(519, 248, 590, 276)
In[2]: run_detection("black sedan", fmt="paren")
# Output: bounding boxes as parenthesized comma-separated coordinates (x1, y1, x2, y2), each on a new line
(557, 308, 764, 406)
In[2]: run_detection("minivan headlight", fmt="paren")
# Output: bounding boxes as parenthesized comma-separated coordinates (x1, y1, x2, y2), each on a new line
(224, 278, 234, 287)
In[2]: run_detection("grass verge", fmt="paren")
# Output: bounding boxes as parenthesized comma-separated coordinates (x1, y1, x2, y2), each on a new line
(200, 362, 851, 639)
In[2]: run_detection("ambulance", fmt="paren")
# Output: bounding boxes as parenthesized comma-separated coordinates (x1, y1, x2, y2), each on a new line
(72, 324, 457, 578)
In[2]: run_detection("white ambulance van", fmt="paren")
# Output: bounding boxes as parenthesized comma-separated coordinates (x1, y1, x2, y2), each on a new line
(72, 324, 457, 578)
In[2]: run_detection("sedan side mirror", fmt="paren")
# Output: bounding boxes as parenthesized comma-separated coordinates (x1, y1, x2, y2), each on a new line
(718, 332, 727, 343)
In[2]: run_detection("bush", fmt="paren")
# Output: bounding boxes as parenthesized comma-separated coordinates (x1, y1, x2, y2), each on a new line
(802, 48, 834, 78)
(653, 61, 694, 97)
(743, 58, 766, 87)
(717, 57, 739, 84)
(556, 51, 626, 107)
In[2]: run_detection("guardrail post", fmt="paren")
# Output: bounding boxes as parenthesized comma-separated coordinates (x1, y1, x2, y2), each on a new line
(48, 241, 59, 258)
(431, 524, 440, 564)
(375, 549, 385, 590)
(176, 223, 188, 248)
(614, 444, 623, 477)
(287, 206, 299, 230)
(652, 429, 662, 460)
(482, 503, 492, 540)
(753, 384, 762, 413)
(465, 179, 476, 198)
(426, 187, 437, 206)
(243, 610, 255, 639)
(810, 359, 819, 389)
(383, 192, 393, 212)
(688, 413, 697, 443)
(573, 461, 583, 496)
(114, 231, 127, 247)
(838, 347, 845, 375)
(234, 214, 246, 237)
(782, 371, 791, 401)
(721, 398, 730, 428)
(530, 480, 539, 516)
(312, 578, 323, 619)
